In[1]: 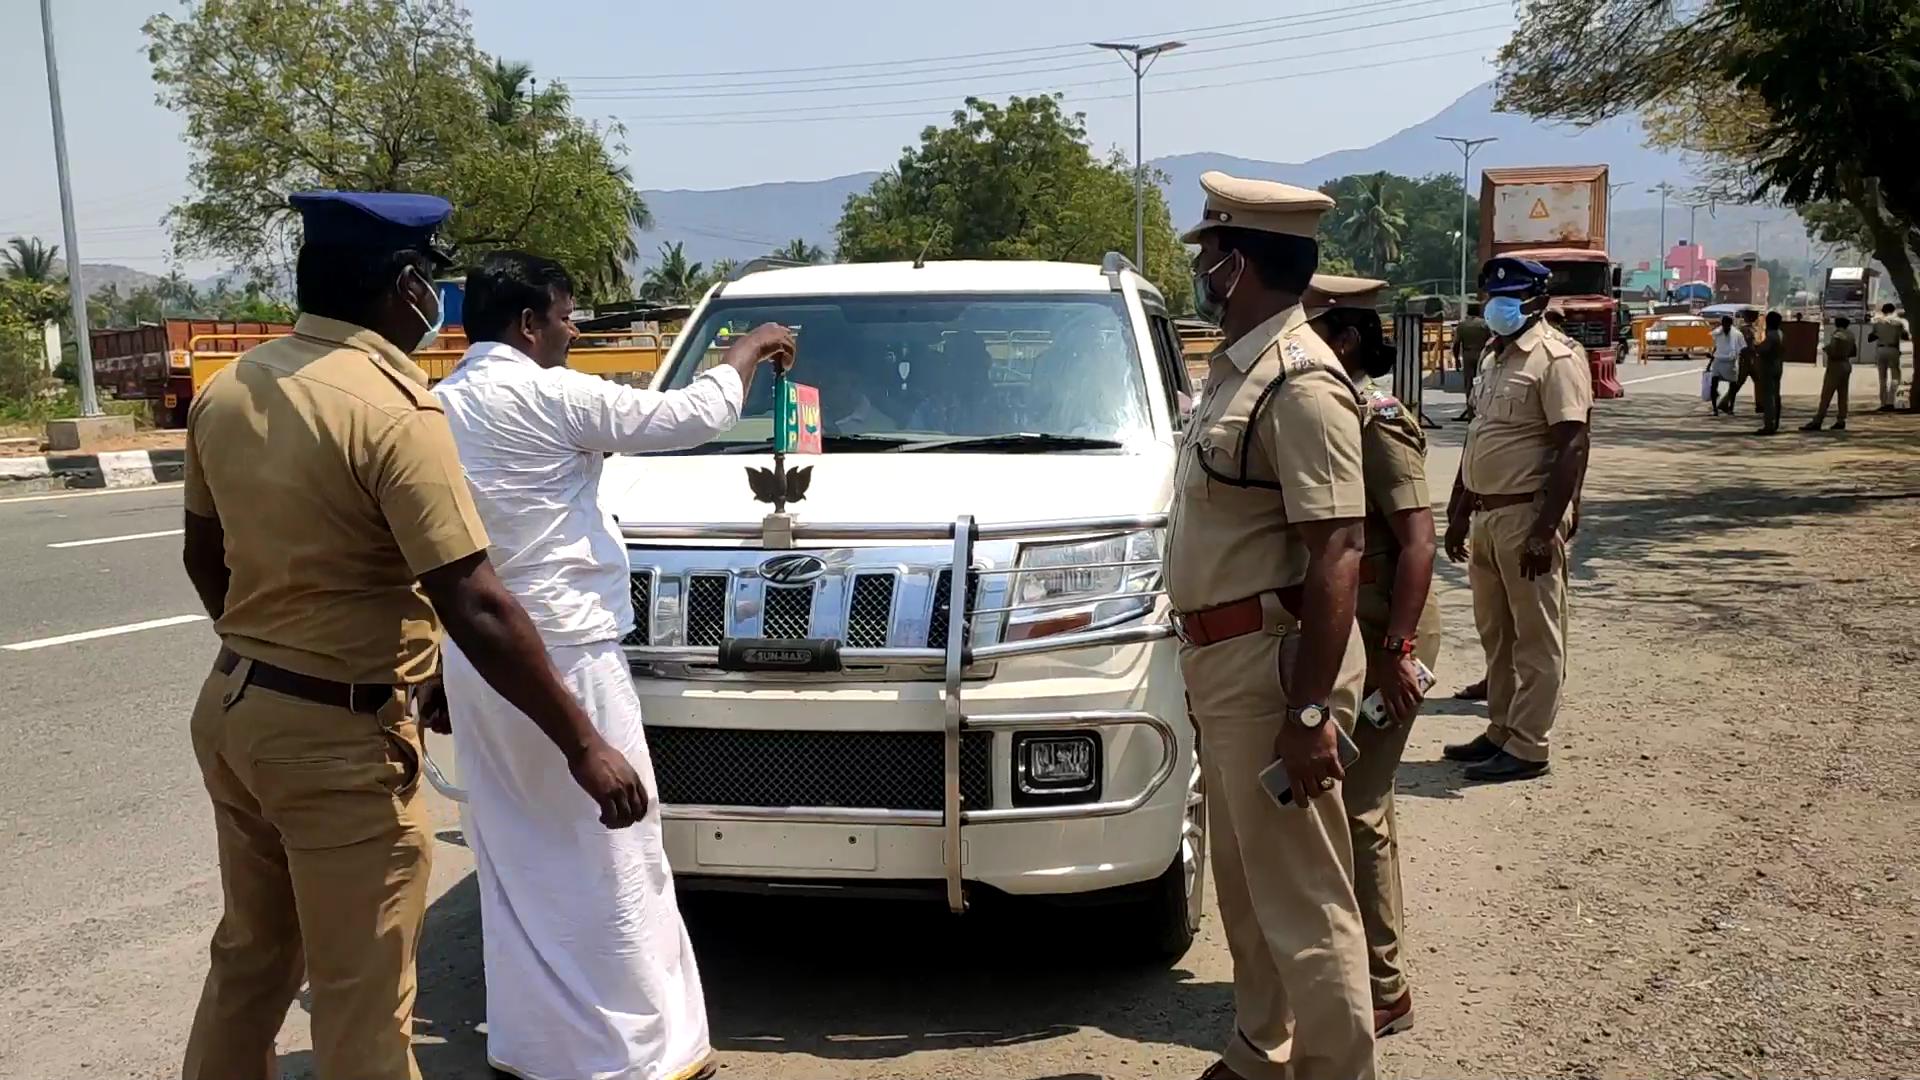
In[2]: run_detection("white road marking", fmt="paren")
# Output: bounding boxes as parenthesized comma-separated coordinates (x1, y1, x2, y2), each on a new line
(1621, 368, 1704, 386)
(3, 614, 208, 652)
(0, 482, 183, 507)
(47, 528, 184, 549)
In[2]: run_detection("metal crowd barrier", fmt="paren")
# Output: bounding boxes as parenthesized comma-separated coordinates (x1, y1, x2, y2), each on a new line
(424, 513, 1179, 914)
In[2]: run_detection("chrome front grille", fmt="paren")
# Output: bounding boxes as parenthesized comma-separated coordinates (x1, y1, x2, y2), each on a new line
(1565, 319, 1611, 349)
(624, 543, 1014, 663)
(648, 726, 994, 811)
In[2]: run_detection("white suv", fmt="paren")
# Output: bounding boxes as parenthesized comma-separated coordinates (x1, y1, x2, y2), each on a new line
(598, 256, 1202, 955)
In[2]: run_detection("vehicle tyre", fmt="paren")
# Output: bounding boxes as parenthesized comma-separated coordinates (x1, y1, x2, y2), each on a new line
(1132, 747, 1206, 962)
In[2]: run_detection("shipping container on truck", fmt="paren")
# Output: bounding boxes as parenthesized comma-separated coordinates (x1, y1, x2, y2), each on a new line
(1715, 263, 1770, 307)
(1822, 267, 1882, 357)
(1478, 164, 1624, 398)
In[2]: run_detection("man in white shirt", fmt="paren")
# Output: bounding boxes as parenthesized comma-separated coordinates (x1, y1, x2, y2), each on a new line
(433, 251, 791, 1080)
(1709, 315, 1741, 415)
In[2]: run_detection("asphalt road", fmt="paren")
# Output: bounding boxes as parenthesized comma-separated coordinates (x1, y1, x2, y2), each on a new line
(0, 356, 1717, 1080)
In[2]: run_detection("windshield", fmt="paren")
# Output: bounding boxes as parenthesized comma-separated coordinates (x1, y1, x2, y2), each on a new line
(649, 292, 1152, 453)
(1545, 262, 1612, 297)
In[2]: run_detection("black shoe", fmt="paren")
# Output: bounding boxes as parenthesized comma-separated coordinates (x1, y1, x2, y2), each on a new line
(1878, 404, 1897, 413)
(1442, 734, 1503, 763)
(1755, 426, 1779, 436)
(1453, 678, 1488, 701)
(1800, 420, 1823, 432)
(1832, 421, 1847, 431)
(1464, 751, 1551, 783)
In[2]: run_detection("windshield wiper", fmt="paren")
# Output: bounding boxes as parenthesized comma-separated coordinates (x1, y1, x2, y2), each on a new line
(894, 433, 1126, 453)
(707, 433, 912, 455)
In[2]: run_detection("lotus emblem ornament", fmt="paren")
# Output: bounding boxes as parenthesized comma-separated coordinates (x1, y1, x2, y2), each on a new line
(759, 553, 827, 586)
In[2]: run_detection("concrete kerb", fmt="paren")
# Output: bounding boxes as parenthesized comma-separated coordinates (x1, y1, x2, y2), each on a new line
(0, 449, 185, 493)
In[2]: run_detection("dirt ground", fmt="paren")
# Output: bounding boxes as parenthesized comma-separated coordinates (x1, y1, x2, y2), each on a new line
(0, 428, 182, 457)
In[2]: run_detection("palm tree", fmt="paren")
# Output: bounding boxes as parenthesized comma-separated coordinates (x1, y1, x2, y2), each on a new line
(771, 238, 826, 264)
(3, 237, 62, 282)
(639, 242, 706, 304)
(481, 58, 569, 129)
(1341, 174, 1407, 278)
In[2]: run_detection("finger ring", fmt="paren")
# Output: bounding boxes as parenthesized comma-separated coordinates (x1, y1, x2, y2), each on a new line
(1318, 776, 1335, 791)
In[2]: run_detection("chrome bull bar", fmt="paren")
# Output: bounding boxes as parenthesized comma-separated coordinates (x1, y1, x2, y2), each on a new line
(423, 512, 1179, 914)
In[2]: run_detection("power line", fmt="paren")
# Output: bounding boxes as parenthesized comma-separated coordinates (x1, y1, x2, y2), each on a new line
(568, 1, 1497, 104)
(620, 44, 1499, 128)
(608, 24, 1507, 123)
(558, 0, 1446, 83)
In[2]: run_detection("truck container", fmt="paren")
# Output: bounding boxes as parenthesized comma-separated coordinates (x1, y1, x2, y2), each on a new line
(90, 319, 293, 429)
(1478, 165, 1623, 398)
(1715, 263, 1771, 307)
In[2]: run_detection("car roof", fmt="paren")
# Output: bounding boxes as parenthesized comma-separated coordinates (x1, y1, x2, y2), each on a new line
(718, 259, 1156, 300)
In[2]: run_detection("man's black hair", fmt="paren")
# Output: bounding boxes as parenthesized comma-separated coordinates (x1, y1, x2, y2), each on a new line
(1211, 226, 1317, 295)
(1466, 301, 1483, 317)
(295, 243, 435, 324)
(1884, 302, 1897, 314)
(1765, 310, 1783, 327)
(1320, 306, 1393, 376)
(464, 250, 576, 343)
(1721, 315, 1734, 328)
(1836, 316, 1851, 329)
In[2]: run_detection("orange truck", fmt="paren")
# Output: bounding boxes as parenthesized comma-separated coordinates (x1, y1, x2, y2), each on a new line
(1479, 164, 1625, 399)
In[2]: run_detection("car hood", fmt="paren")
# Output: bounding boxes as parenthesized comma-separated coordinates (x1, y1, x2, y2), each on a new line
(600, 446, 1176, 536)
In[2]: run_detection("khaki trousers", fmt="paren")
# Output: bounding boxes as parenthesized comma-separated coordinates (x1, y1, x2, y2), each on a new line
(1182, 617, 1375, 1080)
(1468, 502, 1569, 763)
(183, 654, 432, 1080)
(1813, 361, 1852, 424)
(1877, 347, 1903, 408)
(1342, 583, 1441, 1006)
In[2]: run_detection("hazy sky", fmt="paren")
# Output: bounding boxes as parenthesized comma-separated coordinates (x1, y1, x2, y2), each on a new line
(0, 0, 1510, 275)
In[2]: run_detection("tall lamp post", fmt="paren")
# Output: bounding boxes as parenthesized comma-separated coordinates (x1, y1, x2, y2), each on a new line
(1436, 135, 1496, 316)
(1649, 182, 1677, 299)
(35, 0, 99, 417)
(1092, 40, 1185, 272)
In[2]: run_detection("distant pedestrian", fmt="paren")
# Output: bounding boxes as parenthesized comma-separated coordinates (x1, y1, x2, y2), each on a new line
(1868, 302, 1908, 411)
(1453, 303, 1492, 422)
(1752, 311, 1786, 435)
(1803, 317, 1857, 432)
(1709, 316, 1740, 413)
(1717, 309, 1761, 415)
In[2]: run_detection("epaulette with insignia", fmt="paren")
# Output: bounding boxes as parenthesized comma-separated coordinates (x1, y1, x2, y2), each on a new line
(1366, 385, 1402, 419)
(1283, 338, 1317, 374)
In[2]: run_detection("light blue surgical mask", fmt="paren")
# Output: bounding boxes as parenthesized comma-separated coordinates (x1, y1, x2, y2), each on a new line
(1192, 252, 1242, 325)
(1485, 295, 1529, 337)
(404, 266, 445, 351)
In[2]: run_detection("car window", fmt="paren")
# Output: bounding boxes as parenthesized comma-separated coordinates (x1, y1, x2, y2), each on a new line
(1144, 312, 1190, 428)
(655, 293, 1153, 450)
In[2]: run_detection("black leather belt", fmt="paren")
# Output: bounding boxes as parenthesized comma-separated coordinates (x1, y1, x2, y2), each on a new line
(216, 647, 397, 715)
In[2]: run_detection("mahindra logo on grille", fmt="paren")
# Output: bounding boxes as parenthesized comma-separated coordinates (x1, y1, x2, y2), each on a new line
(760, 553, 827, 585)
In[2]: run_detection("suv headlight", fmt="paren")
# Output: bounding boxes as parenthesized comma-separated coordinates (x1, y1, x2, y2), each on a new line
(1005, 530, 1161, 641)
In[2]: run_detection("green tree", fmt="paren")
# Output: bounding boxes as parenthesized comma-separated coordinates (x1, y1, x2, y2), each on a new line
(1316, 173, 1473, 291)
(1497, 0, 1920, 320)
(1338, 174, 1408, 278)
(3, 237, 63, 283)
(772, 238, 826, 264)
(639, 242, 707, 305)
(836, 95, 1190, 310)
(144, 0, 648, 303)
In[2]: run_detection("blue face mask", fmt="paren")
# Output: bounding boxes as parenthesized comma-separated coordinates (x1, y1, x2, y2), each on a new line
(1485, 295, 1529, 337)
(404, 267, 445, 351)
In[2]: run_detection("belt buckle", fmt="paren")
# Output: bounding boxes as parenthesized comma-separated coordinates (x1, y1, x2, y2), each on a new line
(1170, 613, 1192, 645)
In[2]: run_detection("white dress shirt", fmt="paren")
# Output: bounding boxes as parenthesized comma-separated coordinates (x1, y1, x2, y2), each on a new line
(435, 341, 744, 645)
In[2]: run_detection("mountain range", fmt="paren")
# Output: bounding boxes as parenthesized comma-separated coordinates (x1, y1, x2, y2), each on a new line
(634, 80, 1817, 277)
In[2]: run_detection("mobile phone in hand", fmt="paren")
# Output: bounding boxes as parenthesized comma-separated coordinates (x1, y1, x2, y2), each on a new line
(1360, 658, 1437, 729)
(1259, 725, 1361, 807)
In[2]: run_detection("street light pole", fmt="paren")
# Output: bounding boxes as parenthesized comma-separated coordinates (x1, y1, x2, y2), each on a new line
(36, 0, 99, 416)
(1092, 40, 1185, 271)
(1648, 182, 1677, 299)
(1436, 135, 1497, 317)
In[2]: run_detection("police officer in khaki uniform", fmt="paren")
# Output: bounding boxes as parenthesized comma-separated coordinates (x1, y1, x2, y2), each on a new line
(1304, 274, 1441, 1039)
(180, 192, 651, 1080)
(1868, 302, 1909, 411)
(1442, 257, 1592, 783)
(1805, 316, 1858, 431)
(1168, 172, 1375, 1080)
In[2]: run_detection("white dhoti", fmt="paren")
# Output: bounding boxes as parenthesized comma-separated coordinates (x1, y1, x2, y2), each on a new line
(444, 638, 710, 1080)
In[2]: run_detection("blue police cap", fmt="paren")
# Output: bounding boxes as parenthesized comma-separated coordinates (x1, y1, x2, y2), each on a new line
(1480, 256, 1552, 295)
(288, 191, 454, 264)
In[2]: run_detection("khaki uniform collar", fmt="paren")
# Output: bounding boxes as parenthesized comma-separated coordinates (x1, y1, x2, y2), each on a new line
(1497, 318, 1551, 357)
(1224, 303, 1311, 372)
(293, 314, 432, 387)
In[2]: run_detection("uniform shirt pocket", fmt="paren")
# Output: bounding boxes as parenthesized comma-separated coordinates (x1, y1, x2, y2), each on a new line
(1489, 374, 1540, 420)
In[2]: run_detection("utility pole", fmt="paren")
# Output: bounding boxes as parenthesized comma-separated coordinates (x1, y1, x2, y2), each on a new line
(1436, 135, 1497, 317)
(36, 0, 99, 416)
(1607, 180, 1631, 289)
(1648, 182, 1677, 298)
(1092, 40, 1185, 272)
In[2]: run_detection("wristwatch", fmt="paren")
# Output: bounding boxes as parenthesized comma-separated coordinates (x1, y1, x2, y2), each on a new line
(1380, 635, 1418, 657)
(1290, 703, 1328, 729)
